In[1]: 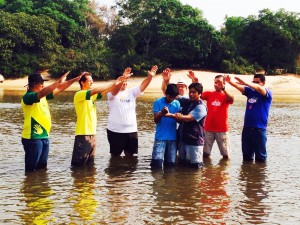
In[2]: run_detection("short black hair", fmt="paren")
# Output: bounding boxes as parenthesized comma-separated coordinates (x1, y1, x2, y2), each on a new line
(165, 83, 179, 97)
(254, 74, 265, 82)
(188, 82, 203, 94)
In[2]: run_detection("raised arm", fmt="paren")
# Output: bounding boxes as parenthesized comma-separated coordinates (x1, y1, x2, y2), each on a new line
(53, 71, 83, 96)
(37, 72, 68, 99)
(111, 67, 132, 96)
(225, 75, 245, 94)
(187, 70, 199, 83)
(161, 68, 171, 95)
(90, 74, 129, 96)
(140, 65, 158, 92)
(223, 75, 234, 102)
(234, 77, 267, 96)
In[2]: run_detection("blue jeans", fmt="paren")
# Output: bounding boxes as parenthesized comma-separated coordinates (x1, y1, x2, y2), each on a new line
(151, 139, 177, 169)
(22, 138, 50, 172)
(242, 127, 267, 162)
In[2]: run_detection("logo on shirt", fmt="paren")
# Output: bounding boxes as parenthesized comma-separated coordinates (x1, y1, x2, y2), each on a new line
(119, 95, 130, 102)
(211, 100, 221, 106)
(248, 97, 257, 109)
(248, 98, 257, 104)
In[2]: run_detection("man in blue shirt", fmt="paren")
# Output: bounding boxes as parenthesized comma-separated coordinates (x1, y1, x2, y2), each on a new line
(227, 74, 272, 162)
(151, 84, 180, 169)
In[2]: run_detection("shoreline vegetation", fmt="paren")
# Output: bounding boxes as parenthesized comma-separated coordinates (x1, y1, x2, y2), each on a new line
(1, 70, 300, 97)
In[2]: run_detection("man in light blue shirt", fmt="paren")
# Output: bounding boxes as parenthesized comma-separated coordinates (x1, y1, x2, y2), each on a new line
(151, 84, 180, 169)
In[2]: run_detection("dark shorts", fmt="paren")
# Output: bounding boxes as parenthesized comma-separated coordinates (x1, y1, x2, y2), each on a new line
(107, 129, 138, 156)
(71, 135, 96, 167)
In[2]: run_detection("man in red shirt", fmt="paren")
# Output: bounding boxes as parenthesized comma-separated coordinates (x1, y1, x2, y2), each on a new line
(189, 72, 234, 159)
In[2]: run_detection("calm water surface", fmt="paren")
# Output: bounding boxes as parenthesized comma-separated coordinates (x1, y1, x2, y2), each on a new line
(0, 89, 299, 224)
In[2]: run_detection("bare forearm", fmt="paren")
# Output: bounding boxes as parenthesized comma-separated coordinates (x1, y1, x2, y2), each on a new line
(38, 81, 60, 99)
(140, 75, 153, 92)
(223, 89, 234, 102)
(91, 81, 116, 96)
(53, 78, 77, 95)
(244, 82, 267, 96)
(227, 80, 244, 94)
(161, 79, 168, 95)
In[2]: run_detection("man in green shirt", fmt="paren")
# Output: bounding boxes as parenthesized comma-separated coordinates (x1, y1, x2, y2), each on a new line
(21, 71, 82, 172)
(71, 70, 130, 167)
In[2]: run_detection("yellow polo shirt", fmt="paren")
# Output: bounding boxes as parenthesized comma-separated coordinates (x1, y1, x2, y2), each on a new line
(74, 90, 102, 135)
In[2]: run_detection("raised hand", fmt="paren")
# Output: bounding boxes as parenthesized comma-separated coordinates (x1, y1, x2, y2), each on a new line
(187, 70, 198, 83)
(58, 71, 70, 83)
(117, 68, 132, 82)
(234, 77, 246, 85)
(162, 68, 171, 82)
(72, 71, 85, 82)
(224, 74, 229, 82)
(123, 67, 132, 75)
(148, 65, 158, 77)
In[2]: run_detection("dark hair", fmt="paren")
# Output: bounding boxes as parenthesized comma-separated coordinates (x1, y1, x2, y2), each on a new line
(215, 74, 224, 79)
(188, 82, 203, 94)
(78, 72, 92, 88)
(27, 73, 49, 88)
(254, 74, 265, 82)
(165, 83, 179, 97)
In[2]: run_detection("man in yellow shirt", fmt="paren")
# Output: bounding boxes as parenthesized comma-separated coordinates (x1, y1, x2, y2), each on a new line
(21, 71, 82, 172)
(71, 70, 130, 167)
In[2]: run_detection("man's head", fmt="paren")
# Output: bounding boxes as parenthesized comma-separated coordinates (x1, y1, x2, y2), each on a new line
(165, 84, 179, 103)
(214, 75, 225, 91)
(253, 74, 266, 86)
(27, 73, 49, 90)
(79, 72, 93, 89)
(176, 78, 187, 96)
(188, 82, 203, 101)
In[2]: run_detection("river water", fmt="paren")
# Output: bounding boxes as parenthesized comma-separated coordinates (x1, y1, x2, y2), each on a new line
(0, 89, 299, 224)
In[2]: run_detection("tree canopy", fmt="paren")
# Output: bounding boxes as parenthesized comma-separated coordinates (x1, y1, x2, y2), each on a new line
(0, 0, 299, 78)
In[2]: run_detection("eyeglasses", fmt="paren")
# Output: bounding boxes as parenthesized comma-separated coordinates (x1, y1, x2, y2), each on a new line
(252, 81, 261, 84)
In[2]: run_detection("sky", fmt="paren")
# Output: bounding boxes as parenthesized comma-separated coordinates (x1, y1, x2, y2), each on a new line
(179, 0, 299, 29)
(97, 0, 299, 29)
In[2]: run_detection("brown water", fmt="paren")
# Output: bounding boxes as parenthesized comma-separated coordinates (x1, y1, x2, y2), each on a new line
(0, 89, 300, 224)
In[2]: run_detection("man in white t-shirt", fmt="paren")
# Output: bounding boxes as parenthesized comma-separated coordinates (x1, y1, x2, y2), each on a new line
(107, 66, 158, 157)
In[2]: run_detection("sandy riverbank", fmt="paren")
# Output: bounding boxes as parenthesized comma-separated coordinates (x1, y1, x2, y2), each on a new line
(1, 70, 300, 96)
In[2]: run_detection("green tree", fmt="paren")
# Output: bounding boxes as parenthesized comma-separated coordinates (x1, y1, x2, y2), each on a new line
(0, 11, 61, 77)
(108, 0, 219, 74)
(239, 9, 300, 73)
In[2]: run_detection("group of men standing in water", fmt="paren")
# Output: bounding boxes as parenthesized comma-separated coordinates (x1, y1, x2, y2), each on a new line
(20, 66, 272, 172)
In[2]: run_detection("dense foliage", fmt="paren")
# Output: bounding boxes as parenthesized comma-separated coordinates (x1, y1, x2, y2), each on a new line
(0, 0, 299, 79)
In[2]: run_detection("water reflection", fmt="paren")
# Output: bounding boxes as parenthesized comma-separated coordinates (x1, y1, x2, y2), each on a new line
(70, 165, 97, 223)
(104, 156, 138, 223)
(239, 162, 270, 223)
(150, 160, 230, 224)
(150, 168, 190, 224)
(19, 170, 54, 224)
(199, 158, 230, 223)
(1, 90, 300, 224)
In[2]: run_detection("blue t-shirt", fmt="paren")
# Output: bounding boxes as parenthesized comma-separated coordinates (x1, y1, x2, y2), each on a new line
(243, 86, 272, 129)
(153, 97, 180, 140)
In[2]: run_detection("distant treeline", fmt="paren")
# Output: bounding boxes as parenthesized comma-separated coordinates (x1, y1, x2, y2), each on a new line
(0, 0, 299, 79)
